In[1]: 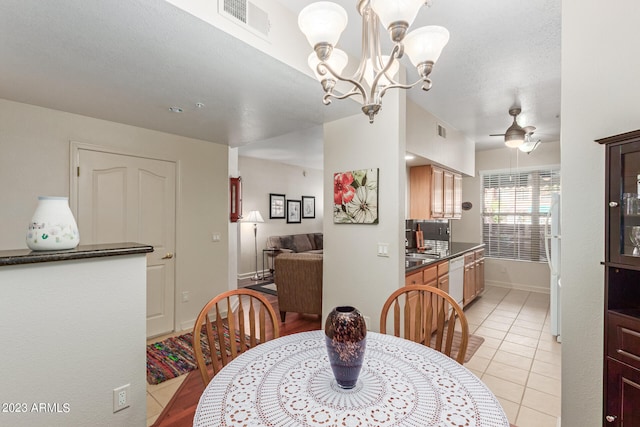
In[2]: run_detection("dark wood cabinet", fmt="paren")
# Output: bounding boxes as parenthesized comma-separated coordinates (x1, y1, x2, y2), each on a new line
(606, 358, 640, 426)
(597, 130, 640, 426)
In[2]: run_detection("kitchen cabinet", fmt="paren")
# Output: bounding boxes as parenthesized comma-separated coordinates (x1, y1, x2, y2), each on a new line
(454, 174, 463, 219)
(405, 270, 423, 287)
(404, 260, 449, 342)
(409, 165, 462, 220)
(443, 169, 454, 217)
(475, 248, 485, 296)
(463, 252, 476, 306)
(437, 261, 449, 294)
(597, 130, 640, 426)
(432, 167, 444, 218)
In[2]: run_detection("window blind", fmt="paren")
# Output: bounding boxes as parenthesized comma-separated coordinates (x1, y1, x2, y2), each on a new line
(481, 167, 560, 262)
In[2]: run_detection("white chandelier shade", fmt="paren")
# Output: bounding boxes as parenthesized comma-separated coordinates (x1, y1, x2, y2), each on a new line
(298, 2, 348, 48)
(403, 26, 450, 67)
(370, 0, 424, 31)
(298, 0, 449, 123)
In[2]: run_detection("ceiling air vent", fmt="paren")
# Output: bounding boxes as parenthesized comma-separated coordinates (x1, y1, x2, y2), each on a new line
(437, 123, 447, 139)
(220, 0, 270, 39)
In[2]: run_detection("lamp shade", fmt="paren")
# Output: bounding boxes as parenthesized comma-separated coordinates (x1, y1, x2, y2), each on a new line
(308, 48, 349, 81)
(403, 26, 450, 66)
(298, 2, 348, 48)
(363, 55, 399, 87)
(370, 0, 424, 30)
(244, 210, 264, 223)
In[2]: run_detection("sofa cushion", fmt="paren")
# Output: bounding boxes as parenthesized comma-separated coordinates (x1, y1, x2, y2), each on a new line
(312, 233, 323, 250)
(279, 235, 294, 251)
(291, 234, 313, 253)
(267, 233, 323, 253)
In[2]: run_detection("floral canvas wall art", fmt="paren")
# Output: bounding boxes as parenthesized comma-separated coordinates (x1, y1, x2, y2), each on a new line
(333, 168, 379, 224)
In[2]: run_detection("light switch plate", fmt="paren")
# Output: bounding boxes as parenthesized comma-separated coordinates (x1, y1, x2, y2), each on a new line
(377, 243, 389, 257)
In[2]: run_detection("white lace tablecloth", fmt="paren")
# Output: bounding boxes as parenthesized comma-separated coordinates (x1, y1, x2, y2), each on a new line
(194, 330, 509, 427)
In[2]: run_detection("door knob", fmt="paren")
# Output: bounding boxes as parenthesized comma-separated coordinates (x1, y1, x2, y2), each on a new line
(161, 253, 174, 259)
(609, 201, 619, 207)
(606, 415, 617, 422)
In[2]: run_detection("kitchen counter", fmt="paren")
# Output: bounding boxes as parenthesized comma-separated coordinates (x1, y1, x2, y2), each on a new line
(0, 242, 153, 266)
(405, 242, 485, 272)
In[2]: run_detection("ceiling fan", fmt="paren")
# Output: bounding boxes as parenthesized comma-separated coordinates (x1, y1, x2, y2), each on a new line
(490, 107, 540, 153)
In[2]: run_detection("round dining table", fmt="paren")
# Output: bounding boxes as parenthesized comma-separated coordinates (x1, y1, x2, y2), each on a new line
(194, 330, 510, 427)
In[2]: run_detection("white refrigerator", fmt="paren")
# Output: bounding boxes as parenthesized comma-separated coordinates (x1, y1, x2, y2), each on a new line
(545, 193, 561, 341)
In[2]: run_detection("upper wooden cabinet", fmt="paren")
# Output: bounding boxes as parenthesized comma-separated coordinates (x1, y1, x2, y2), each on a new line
(409, 165, 462, 220)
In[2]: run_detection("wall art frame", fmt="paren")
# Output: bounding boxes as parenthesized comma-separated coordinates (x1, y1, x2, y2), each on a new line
(302, 196, 315, 219)
(269, 193, 286, 219)
(286, 199, 301, 223)
(229, 177, 242, 223)
(333, 168, 379, 224)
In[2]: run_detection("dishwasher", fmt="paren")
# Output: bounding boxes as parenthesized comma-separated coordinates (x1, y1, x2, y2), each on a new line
(448, 256, 464, 306)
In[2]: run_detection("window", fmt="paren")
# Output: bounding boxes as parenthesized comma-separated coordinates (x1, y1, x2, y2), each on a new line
(481, 167, 560, 262)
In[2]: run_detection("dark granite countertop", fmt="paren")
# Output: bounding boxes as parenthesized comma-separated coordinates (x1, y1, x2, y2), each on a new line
(0, 242, 154, 266)
(405, 242, 485, 273)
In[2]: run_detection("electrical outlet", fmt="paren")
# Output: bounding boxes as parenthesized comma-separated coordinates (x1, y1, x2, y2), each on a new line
(113, 384, 130, 413)
(211, 232, 221, 242)
(182, 291, 189, 303)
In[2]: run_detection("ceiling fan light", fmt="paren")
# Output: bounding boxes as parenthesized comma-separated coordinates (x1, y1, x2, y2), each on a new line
(403, 26, 450, 66)
(308, 48, 349, 81)
(505, 131, 525, 147)
(370, 0, 424, 31)
(518, 138, 541, 153)
(505, 139, 524, 148)
(298, 2, 348, 49)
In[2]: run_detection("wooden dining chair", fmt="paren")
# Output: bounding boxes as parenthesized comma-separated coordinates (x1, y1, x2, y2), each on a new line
(192, 288, 280, 386)
(379, 285, 469, 364)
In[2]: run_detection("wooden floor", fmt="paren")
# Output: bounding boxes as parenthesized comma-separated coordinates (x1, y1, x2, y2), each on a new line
(151, 293, 321, 427)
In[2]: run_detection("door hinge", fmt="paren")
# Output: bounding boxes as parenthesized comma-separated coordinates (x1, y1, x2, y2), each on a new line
(77, 166, 80, 176)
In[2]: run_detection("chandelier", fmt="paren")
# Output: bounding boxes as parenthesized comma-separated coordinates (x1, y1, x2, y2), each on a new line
(298, 0, 449, 123)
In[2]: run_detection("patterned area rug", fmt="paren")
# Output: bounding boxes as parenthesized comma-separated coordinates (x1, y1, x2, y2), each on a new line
(429, 330, 485, 363)
(147, 323, 239, 385)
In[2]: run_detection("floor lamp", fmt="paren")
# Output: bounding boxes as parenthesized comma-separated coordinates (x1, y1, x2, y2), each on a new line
(244, 210, 264, 281)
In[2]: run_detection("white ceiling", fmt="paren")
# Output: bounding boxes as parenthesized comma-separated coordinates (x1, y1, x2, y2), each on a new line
(0, 0, 560, 171)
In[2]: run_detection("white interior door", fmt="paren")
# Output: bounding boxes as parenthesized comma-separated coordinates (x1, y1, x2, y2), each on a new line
(75, 148, 176, 338)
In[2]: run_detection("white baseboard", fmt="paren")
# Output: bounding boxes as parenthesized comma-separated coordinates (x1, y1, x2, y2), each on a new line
(237, 269, 268, 281)
(486, 280, 550, 294)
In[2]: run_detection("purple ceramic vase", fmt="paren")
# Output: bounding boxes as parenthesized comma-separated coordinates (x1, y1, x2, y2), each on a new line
(324, 306, 367, 389)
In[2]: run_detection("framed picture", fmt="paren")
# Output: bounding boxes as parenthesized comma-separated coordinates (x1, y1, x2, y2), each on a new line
(229, 177, 242, 223)
(302, 196, 315, 219)
(333, 168, 379, 224)
(269, 193, 286, 219)
(286, 199, 301, 223)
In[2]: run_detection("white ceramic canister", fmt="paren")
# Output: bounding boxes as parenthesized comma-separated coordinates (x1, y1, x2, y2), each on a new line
(26, 196, 80, 250)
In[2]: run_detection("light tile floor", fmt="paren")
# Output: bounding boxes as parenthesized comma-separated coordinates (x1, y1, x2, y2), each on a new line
(464, 286, 561, 427)
(145, 286, 561, 427)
